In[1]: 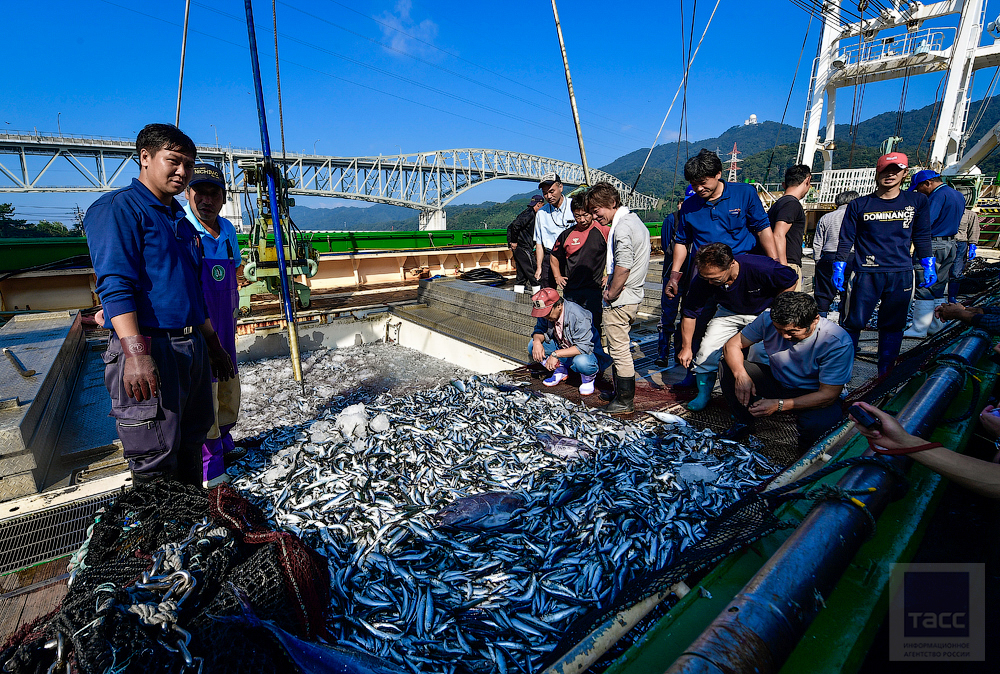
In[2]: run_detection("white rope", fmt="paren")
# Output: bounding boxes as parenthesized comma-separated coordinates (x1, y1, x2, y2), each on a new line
(630, 0, 722, 194)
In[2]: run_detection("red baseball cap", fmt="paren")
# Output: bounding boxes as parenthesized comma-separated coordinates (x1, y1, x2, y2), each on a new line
(876, 153, 908, 173)
(530, 288, 561, 317)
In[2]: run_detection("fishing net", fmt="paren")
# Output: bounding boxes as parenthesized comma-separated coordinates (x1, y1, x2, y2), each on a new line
(0, 480, 330, 674)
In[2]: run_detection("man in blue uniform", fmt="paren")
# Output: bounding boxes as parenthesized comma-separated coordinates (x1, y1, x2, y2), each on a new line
(184, 164, 242, 488)
(903, 169, 965, 338)
(834, 153, 933, 376)
(654, 190, 691, 368)
(85, 124, 235, 485)
(665, 149, 778, 385)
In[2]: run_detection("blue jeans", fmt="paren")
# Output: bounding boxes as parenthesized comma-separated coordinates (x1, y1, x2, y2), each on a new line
(528, 339, 603, 376)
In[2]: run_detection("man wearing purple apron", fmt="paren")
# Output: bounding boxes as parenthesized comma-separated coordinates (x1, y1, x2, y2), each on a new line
(184, 164, 242, 488)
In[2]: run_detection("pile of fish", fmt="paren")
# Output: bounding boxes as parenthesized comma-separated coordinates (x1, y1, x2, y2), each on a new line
(232, 376, 777, 674)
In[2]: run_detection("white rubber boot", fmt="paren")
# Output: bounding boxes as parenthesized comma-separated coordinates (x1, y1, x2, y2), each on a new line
(903, 299, 936, 338)
(927, 298, 947, 335)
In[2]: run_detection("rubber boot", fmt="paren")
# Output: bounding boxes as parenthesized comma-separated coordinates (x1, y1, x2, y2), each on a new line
(605, 375, 635, 415)
(685, 372, 717, 412)
(903, 299, 935, 338)
(579, 373, 597, 396)
(543, 363, 569, 387)
(877, 330, 905, 377)
(927, 298, 947, 335)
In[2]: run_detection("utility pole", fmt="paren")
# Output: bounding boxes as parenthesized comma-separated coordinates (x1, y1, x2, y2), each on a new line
(175, 0, 192, 127)
(549, 0, 591, 186)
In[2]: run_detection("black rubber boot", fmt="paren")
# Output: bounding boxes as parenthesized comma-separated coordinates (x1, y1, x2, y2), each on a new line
(605, 375, 635, 415)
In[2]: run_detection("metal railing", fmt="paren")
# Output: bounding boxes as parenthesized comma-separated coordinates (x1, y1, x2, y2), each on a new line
(835, 27, 951, 67)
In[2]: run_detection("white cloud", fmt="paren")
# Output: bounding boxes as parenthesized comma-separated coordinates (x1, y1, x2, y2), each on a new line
(378, 0, 439, 57)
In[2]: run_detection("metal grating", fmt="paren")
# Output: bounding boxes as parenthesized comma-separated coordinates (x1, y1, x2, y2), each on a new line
(0, 492, 119, 575)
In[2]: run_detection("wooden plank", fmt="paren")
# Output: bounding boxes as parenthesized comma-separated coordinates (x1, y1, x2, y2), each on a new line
(0, 559, 69, 643)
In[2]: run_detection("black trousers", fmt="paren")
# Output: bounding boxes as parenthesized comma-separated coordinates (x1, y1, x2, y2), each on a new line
(511, 245, 536, 286)
(538, 249, 557, 289)
(565, 286, 603, 336)
(719, 359, 844, 452)
(814, 253, 840, 313)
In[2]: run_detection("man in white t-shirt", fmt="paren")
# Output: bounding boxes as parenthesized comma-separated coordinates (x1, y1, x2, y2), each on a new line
(534, 172, 575, 289)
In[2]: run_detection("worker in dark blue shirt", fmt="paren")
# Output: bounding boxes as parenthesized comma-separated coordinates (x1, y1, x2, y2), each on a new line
(85, 124, 235, 485)
(903, 170, 965, 338)
(677, 243, 798, 411)
(834, 153, 933, 376)
(664, 149, 778, 386)
(655, 191, 691, 368)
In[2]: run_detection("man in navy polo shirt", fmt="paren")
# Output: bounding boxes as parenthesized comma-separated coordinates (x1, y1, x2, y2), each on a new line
(665, 149, 778, 386)
(677, 243, 798, 411)
(834, 152, 933, 376)
(903, 169, 965, 338)
(85, 124, 235, 485)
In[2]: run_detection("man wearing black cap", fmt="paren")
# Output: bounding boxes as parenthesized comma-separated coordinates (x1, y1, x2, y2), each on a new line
(184, 164, 243, 487)
(534, 173, 575, 289)
(506, 194, 544, 292)
(85, 124, 234, 486)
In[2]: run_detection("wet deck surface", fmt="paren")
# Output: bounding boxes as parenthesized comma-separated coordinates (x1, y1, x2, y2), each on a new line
(0, 557, 68, 644)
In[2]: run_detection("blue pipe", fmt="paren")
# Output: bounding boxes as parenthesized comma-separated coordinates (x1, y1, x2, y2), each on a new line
(665, 330, 992, 673)
(243, 0, 296, 328)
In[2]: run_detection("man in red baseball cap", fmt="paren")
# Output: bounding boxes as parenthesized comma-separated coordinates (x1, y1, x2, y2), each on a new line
(832, 152, 933, 376)
(528, 288, 609, 395)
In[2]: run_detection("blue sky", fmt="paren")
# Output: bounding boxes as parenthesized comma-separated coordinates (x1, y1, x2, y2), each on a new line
(2, 0, 995, 222)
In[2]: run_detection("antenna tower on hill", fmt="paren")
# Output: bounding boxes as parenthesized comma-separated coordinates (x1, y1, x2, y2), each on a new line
(727, 142, 741, 182)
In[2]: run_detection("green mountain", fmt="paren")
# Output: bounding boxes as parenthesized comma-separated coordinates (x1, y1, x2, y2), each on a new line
(289, 94, 1000, 230)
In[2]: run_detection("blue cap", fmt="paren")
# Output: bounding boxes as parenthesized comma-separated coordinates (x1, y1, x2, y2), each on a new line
(188, 163, 226, 191)
(684, 185, 696, 199)
(909, 169, 940, 191)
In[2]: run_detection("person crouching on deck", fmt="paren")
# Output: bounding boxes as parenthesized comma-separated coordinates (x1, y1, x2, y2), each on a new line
(528, 288, 610, 396)
(719, 292, 854, 453)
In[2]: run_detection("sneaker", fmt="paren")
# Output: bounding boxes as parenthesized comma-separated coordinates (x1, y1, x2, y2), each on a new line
(543, 366, 568, 387)
(579, 374, 597, 395)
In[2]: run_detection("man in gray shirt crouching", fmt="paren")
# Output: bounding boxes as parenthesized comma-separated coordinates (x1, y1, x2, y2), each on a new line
(529, 288, 610, 396)
(588, 182, 650, 414)
(719, 292, 854, 452)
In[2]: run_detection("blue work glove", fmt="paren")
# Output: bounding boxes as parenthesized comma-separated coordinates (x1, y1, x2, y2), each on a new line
(919, 256, 937, 288)
(832, 261, 846, 291)
(969, 244, 977, 260)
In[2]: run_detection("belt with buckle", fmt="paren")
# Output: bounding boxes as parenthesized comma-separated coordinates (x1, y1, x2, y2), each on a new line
(931, 236, 955, 241)
(142, 326, 196, 338)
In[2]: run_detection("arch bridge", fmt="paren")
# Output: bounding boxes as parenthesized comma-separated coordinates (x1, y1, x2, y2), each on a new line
(0, 132, 658, 230)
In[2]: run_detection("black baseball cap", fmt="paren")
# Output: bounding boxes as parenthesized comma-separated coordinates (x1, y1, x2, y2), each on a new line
(188, 163, 226, 191)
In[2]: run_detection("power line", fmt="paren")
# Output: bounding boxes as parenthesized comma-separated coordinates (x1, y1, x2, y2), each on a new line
(187, 1, 643, 155)
(97, 0, 631, 157)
